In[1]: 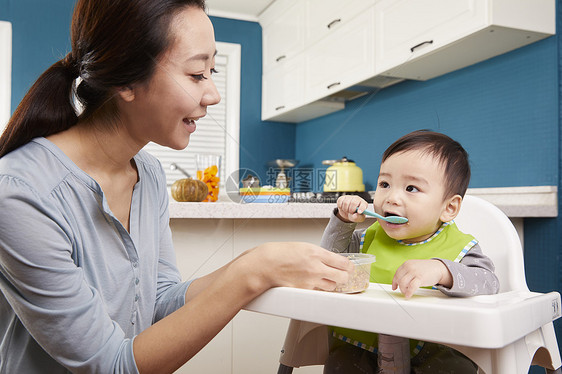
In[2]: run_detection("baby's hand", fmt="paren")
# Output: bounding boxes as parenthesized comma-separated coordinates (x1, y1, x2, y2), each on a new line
(336, 195, 368, 223)
(392, 259, 453, 299)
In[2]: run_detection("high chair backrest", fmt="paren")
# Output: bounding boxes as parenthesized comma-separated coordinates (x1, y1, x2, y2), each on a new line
(454, 195, 529, 293)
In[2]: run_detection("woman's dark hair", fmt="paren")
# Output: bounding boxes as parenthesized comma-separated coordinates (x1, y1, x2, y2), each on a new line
(0, 0, 206, 158)
(382, 130, 471, 198)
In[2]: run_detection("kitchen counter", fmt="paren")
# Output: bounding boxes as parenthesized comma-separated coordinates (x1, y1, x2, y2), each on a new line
(169, 185, 558, 219)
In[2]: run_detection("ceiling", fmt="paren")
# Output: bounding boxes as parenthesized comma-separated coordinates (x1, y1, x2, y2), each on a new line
(205, 0, 275, 21)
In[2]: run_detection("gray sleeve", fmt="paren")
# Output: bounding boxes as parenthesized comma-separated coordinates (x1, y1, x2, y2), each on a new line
(434, 243, 500, 297)
(320, 208, 365, 254)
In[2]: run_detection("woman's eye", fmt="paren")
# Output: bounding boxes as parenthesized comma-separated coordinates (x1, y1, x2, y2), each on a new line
(191, 74, 207, 81)
(406, 185, 419, 192)
(191, 68, 218, 81)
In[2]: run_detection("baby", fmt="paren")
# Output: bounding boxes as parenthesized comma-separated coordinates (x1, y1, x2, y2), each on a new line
(321, 130, 499, 374)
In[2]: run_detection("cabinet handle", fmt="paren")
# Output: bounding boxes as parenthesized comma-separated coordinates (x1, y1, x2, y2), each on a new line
(410, 40, 433, 52)
(327, 82, 341, 90)
(275, 55, 286, 62)
(275, 105, 286, 111)
(327, 18, 342, 29)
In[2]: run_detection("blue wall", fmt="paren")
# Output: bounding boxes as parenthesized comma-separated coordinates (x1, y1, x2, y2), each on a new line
(1, 0, 75, 111)
(2, 0, 562, 370)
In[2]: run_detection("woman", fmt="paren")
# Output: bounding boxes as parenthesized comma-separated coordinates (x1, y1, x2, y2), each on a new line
(0, 1, 353, 373)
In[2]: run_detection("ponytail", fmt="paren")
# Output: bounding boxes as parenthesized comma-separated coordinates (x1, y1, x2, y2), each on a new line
(0, 54, 79, 158)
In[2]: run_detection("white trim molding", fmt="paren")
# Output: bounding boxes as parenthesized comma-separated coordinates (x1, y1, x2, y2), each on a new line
(0, 21, 12, 132)
(218, 41, 241, 194)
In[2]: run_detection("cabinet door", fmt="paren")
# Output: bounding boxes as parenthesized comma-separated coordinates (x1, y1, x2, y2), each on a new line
(305, 7, 376, 103)
(262, 0, 305, 72)
(374, 0, 487, 76)
(305, 0, 376, 45)
(262, 55, 305, 120)
(171, 219, 234, 374)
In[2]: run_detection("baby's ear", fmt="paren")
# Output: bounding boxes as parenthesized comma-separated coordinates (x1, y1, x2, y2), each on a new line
(441, 195, 462, 222)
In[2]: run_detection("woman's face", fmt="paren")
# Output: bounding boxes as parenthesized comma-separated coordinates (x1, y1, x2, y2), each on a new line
(121, 6, 221, 150)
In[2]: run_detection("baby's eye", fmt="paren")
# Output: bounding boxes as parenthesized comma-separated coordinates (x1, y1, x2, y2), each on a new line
(378, 181, 389, 189)
(406, 185, 419, 192)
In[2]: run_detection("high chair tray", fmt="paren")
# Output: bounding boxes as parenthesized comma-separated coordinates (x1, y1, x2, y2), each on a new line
(244, 283, 561, 349)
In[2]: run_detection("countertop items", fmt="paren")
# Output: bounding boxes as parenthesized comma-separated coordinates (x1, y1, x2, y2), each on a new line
(168, 186, 557, 219)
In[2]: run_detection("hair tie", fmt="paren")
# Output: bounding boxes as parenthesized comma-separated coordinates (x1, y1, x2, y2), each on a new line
(62, 52, 80, 78)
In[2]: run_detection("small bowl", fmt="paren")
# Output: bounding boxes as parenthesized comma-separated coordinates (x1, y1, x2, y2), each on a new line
(335, 253, 376, 293)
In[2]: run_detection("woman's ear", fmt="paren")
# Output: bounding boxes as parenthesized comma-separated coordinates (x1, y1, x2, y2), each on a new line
(440, 194, 462, 223)
(117, 86, 135, 102)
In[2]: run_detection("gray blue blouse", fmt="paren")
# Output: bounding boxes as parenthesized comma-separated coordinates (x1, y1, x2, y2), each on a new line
(0, 138, 191, 373)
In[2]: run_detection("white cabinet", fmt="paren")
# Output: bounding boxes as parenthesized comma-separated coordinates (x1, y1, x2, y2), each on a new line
(261, 54, 345, 123)
(262, 55, 305, 119)
(261, 0, 305, 72)
(304, 0, 376, 45)
(260, 0, 555, 123)
(171, 218, 334, 374)
(260, 0, 377, 123)
(375, 0, 555, 80)
(374, 0, 485, 75)
(304, 7, 376, 103)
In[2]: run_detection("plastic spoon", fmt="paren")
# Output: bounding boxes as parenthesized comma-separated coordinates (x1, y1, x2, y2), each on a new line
(355, 207, 408, 224)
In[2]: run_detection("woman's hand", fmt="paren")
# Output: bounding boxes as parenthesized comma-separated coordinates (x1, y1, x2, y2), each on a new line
(391, 259, 453, 299)
(336, 195, 368, 223)
(242, 242, 354, 293)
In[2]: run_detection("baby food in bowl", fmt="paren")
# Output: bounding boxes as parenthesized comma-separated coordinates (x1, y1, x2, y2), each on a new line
(335, 253, 376, 293)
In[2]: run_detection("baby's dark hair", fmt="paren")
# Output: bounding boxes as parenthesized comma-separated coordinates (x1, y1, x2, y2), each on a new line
(382, 130, 471, 198)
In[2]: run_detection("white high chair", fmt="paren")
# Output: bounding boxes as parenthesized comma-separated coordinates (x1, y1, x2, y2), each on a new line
(276, 195, 562, 374)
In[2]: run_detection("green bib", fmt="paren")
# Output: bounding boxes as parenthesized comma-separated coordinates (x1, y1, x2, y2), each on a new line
(332, 221, 477, 354)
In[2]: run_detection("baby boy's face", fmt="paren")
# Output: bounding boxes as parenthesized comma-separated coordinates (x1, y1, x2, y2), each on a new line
(373, 149, 451, 244)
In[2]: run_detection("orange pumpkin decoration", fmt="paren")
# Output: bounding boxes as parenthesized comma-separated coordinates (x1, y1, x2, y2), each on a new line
(171, 178, 209, 202)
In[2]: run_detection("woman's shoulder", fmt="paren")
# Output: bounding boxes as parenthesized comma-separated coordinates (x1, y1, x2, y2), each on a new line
(0, 140, 58, 198)
(0, 138, 85, 199)
(0, 139, 63, 180)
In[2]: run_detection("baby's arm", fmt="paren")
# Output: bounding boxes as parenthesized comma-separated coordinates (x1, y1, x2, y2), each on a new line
(320, 208, 365, 254)
(392, 243, 499, 298)
(434, 243, 500, 296)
